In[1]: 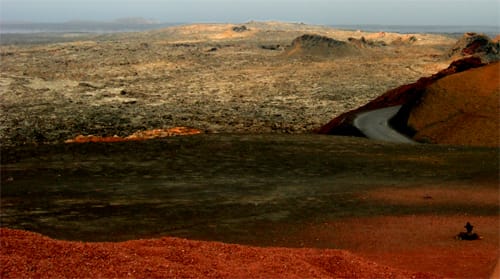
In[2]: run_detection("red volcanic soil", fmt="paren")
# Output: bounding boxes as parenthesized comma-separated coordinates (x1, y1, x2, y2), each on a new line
(65, 127, 202, 143)
(319, 56, 499, 147)
(2, 181, 498, 279)
(408, 62, 500, 146)
(317, 57, 485, 136)
(293, 216, 499, 279)
(0, 228, 435, 279)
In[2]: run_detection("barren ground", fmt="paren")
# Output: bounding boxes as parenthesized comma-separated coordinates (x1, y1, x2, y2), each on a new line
(1, 22, 498, 278)
(1, 134, 499, 278)
(0, 22, 454, 146)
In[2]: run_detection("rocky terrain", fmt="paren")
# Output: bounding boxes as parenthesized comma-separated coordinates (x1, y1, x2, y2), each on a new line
(319, 32, 499, 146)
(1, 22, 499, 278)
(0, 21, 456, 146)
(448, 32, 500, 63)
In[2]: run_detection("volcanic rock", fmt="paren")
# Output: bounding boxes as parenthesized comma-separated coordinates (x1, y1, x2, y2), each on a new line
(260, 44, 282, 50)
(232, 25, 249, 33)
(0, 22, 459, 146)
(448, 33, 500, 63)
(285, 34, 360, 58)
(391, 35, 417, 45)
(348, 37, 386, 48)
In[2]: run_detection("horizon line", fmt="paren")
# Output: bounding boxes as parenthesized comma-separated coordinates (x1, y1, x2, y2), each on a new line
(1, 19, 499, 28)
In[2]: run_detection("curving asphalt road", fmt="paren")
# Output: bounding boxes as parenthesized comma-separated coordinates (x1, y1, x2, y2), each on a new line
(353, 105, 417, 144)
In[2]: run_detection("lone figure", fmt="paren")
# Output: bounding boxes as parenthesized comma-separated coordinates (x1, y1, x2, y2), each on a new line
(457, 222, 480, 240)
(465, 222, 474, 234)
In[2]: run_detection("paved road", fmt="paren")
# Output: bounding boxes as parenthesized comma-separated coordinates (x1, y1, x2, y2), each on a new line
(353, 105, 416, 144)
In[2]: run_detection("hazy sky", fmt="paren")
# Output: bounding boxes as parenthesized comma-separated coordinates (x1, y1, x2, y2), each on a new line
(1, 0, 499, 26)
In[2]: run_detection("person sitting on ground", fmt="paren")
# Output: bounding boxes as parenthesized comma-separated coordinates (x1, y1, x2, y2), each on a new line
(456, 222, 480, 240)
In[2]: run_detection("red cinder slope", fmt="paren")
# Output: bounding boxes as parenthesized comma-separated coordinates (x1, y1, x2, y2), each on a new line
(317, 57, 485, 137)
(407, 62, 500, 146)
(0, 228, 437, 279)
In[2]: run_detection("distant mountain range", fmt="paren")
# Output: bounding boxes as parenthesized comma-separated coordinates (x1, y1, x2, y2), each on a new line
(2, 17, 161, 25)
(0, 18, 182, 33)
(64, 17, 162, 25)
(1, 19, 498, 36)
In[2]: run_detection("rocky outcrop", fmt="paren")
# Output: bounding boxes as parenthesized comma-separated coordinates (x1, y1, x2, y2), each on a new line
(285, 34, 360, 58)
(232, 25, 249, 33)
(347, 37, 386, 48)
(318, 57, 486, 137)
(260, 44, 282, 50)
(391, 35, 417, 45)
(448, 33, 500, 63)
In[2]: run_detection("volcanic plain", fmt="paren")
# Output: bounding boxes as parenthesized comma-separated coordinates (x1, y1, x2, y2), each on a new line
(1, 22, 499, 278)
(0, 21, 457, 146)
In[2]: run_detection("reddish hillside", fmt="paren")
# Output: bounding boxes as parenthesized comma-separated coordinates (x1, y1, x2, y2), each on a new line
(317, 57, 485, 137)
(0, 228, 435, 279)
(318, 58, 499, 147)
(408, 62, 499, 146)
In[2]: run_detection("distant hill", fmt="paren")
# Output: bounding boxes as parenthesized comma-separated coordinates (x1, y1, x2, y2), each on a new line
(284, 34, 360, 58)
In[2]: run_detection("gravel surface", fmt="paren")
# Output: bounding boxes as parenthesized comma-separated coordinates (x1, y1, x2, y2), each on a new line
(0, 228, 437, 279)
(2, 134, 498, 278)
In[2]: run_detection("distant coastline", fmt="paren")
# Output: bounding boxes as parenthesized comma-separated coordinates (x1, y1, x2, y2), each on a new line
(1, 21, 498, 37)
(0, 21, 182, 34)
(333, 24, 499, 38)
